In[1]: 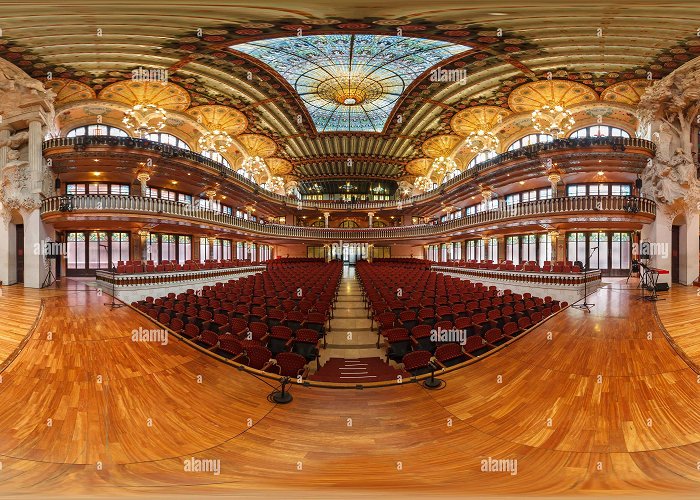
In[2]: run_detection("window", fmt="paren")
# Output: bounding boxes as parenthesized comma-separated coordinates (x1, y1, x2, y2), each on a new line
(111, 184, 130, 196)
(308, 246, 325, 259)
(505, 193, 520, 206)
(566, 183, 632, 196)
(569, 125, 630, 139)
(506, 236, 520, 263)
(66, 125, 129, 137)
(588, 184, 609, 196)
(443, 169, 461, 182)
(88, 232, 109, 269)
(202, 150, 231, 168)
(178, 193, 192, 204)
(66, 183, 129, 196)
(453, 241, 462, 261)
(178, 235, 192, 265)
(161, 234, 176, 262)
(538, 187, 553, 200)
(567, 185, 587, 197)
(589, 232, 609, 269)
(521, 234, 537, 262)
(567, 232, 586, 263)
(520, 190, 538, 203)
(67, 232, 86, 269)
(66, 183, 87, 195)
(488, 238, 498, 261)
(611, 232, 631, 270)
(110, 232, 130, 267)
(148, 234, 159, 263)
(440, 243, 448, 262)
(507, 133, 553, 151)
(339, 220, 359, 228)
(467, 151, 497, 169)
(538, 233, 552, 267)
(611, 184, 632, 196)
(237, 242, 245, 260)
(145, 132, 190, 150)
(222, 239, 232, 260)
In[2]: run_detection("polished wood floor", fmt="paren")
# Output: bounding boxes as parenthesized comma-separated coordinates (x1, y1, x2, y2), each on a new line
(655, 284, 700, 369)
(0, 280, 700, 497)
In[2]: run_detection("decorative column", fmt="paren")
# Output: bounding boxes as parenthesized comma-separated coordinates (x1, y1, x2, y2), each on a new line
(481, 236, 491, 262)
(323, 244, 330, 263)
(28, 119, 43, 193)
(137, 172, 151, 197)
(368, 243, 374, 263)
(548, 230, 559, 262)
(497, 236, 506, 263)
(0, 128, 11, 285)
(556, 231, 567, 263)
(547, 170, 562, 198)
(323, 211, 330, 228)
(207, 236, 217, 261)
(137, 229, 150, 261)
(368, 212, 374, 227)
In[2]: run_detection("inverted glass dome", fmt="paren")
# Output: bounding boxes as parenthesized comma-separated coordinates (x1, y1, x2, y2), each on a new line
(233, 34, 470, 132)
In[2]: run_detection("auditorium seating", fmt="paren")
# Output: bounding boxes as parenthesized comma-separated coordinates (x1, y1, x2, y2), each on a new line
(357, 261, 566, 373)
(132, 261, 342, 377)
(444, 260, 585, 274)
(115, 258, 253, 274)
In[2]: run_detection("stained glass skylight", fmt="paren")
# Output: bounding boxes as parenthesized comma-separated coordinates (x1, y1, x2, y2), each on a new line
(233, 35, 470, 133)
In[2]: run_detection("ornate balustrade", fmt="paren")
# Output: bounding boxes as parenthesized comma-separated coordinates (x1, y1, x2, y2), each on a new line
(43, 135, 656, 211)
(42, 194, 656, 241)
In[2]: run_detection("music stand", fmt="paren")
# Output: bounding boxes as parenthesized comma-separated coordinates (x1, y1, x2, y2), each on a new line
(572, 247, 598, 313)
(104, 266, 125, 309)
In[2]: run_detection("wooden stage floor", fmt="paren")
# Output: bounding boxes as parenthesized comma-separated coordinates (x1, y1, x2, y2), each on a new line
(0, 280, 699, 498)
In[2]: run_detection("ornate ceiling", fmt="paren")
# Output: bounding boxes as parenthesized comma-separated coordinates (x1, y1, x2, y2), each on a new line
(2, 1, 700, 181)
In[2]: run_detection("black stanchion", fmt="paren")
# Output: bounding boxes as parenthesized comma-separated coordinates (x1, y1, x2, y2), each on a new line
(572, 247, 598, 313)
(104, 266, 125, 309)
(423, 362, 443, 389)
(271, 376, 293, 404)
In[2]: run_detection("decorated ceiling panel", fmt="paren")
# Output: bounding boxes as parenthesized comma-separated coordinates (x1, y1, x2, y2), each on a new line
(233, 34, 471, 132)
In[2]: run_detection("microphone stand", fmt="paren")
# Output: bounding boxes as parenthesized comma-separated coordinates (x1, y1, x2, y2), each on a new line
(104, 265, 125, 309)
(572, 247, 597, 313)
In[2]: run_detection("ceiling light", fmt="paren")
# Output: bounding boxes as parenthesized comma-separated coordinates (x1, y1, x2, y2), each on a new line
(123, 103, 167, 138)
(93, 159, 100, 162)
(414, 176, 433, 192)
(597, 171, 604, 176)
(430, 157, 458, 177)
(465, 130, 499, 153)
(93, 172, 101, 176)
(198, 129, 234, 154)
(531, 102, 575, 138)
(519, 181, 525, 185)
(241, 156, 267, 177)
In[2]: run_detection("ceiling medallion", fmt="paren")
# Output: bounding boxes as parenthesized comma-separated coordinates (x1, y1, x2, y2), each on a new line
(465, 130, 500, 153)
(198, 130, 234, 154)
(123, 103, 167, 138)
(531, 102, 575, 138)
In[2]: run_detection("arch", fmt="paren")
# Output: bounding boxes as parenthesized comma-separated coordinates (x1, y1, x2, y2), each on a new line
(568, 125, 631, 139)
(506, 133, 553, 151)
(339, 220, 359, 228)
(66, 124, 129, 138)
(145, 132, 191, 150)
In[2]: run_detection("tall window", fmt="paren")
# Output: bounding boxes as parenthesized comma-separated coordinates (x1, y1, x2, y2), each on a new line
(507, 133, 553, 151)
(222, 239, 232, 260)
(202, 150, 231, 168)
(453, 241, 462, 261)
(178, 235, 192, 264)
(521, 234, 537, 262)
(567, 232, 587, 263)
(146, 234, 159, 263)
(611, 232, 632, 270)
(569, 125, 630, 139)
(88, 232, 109, 269)
(67, 232, 86, 269)
(589, 232, 609, 269)
(110, 232, 130, 266)
(161, 234, 176, 262)
(538, 233, 552, 267)
(488, 238, 498, 262)
(145, 132, 190, 150)
(67, 125, 129, 137)
(506, 236, 520, 263)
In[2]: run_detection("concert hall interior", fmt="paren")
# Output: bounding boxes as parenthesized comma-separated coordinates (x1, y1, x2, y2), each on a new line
(1, 1, 700, 498)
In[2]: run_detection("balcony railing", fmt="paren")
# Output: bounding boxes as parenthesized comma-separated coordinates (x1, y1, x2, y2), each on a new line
(41, 194, 656, 241)
(43, 135, 656, 211)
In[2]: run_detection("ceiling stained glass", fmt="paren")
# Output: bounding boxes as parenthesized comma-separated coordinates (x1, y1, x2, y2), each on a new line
(233, 35, 470, 133)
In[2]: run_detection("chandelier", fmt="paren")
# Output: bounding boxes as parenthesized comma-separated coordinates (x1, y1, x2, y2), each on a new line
(241, 156, 267, 177)
(309, 183, 322, 193)
(122, 103, 167, 138)
(198, 130, 234, 154)
(430, 156, 458, 177)
(265, 176, 285, 192)
(465, 130, 499, 153)
(414, 176, 434, 192)
(339, 182, 357, 192)
(531, 102, 575, 138)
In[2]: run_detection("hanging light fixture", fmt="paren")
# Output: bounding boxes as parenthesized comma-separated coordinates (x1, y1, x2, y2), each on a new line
(198, 129, 234, 154)
(122, 103, 167, 138)
(339, 182, 357, 192)
(414, 176, 434, 192)
(430, 156, 458, 177)
(465, 130, 499, 153)
(531, 102, 575, 138)
(241, 156, 267, 177)
(265, 176, 285, 192)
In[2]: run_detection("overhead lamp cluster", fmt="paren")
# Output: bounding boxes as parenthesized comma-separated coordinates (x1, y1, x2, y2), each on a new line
(465, 129, 499, 153)
(531, 102, 575, 138)
(198, 130, 234, 154)
(123, 103, 167, 138)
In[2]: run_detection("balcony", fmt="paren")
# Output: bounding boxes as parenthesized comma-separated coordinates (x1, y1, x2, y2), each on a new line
(43, 135, 656, 212)
(41, 194, 656, 241)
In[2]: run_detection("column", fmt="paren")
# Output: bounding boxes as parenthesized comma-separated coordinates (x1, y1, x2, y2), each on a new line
(208, 236, 217, 261)
(0, 129, 11, 284)
(549, 231, 559, 263)
(323, 212, 330, 228)
(497, 236, 506, 263)
(368, 243, 374, 263)
(556, 230, 567, 264)
(28, 119, 43, 194)
(138, 230, 150, 261)
(22, 208, 55, 288)
(368, 212, 374, 227)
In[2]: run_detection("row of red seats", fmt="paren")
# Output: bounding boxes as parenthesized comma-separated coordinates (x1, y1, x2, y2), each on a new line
(116, 259, 254, 274)
(447, 260, 582, 273)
